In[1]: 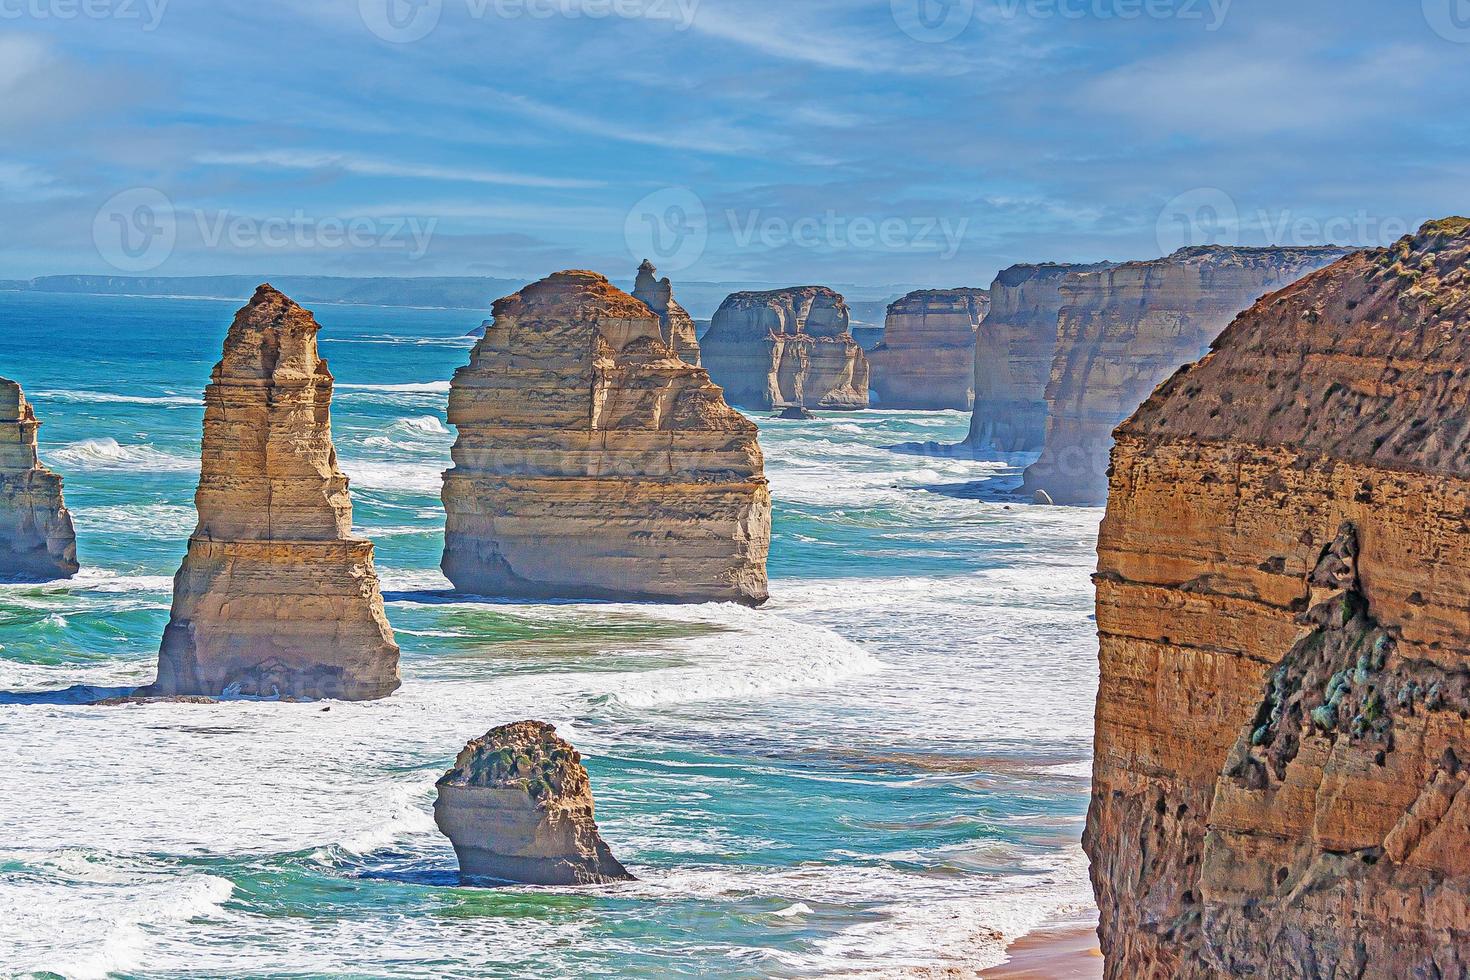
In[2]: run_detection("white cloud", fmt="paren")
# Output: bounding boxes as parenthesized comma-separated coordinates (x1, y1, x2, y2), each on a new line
(193, 150, 604, 189)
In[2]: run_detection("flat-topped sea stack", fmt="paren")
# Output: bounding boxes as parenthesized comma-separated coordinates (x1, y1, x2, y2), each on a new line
(701, 286, 870, 410)
(147, 285, 401, 701)
(869, 288, 989, 410)
(632, 259, 700, 366)
(1086, 220, 1470, 977)
(966, 262, 1113, 453)
(0, 380, 78, 581)
(1022, 246, 1347, 504)
(441, 270, 770, 605)
(435, 721, 634, 886)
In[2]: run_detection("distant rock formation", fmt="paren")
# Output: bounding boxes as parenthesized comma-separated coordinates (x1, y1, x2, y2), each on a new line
(441, 270, 770, 605)
(967, 262, 1113, 453)
(147, 285, 401, 701)
(869, 288, 989, 410)
(435, 721, 634, 886)
(1022, 246, 1348, 504)
(632, 259, 701, 366)
(701, 286, 870, 410)
(1087, 220, 1470, 977)
(0, 380, 78, 580)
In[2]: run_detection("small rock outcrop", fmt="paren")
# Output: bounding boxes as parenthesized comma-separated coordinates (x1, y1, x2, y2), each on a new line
(435, 721, 634, 886)
(632, 259, 700, 366)
(1022, 246, 1347, 504)
(869, 288, 989, 410)
(701, 286, 870, 410)
(1086, 220, 1470, 978)
(147, 285, 401, 701)
(0, 380, 78, 580)
(441, 270, 770, 605)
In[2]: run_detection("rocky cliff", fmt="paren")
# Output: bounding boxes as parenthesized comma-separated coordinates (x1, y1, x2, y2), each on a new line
(869, 288, 989, 410)
(701, 286, 870, 410)
(147, 285, 401, 701)
(441, 270, 770, 605)
(0, 380, 78, 580)
(1086, 219, 1470, 978)
(967, 263, 1113, 453)
(435, 721, 634, 886)
(1022, 246, 1347, 504)
(632, 259, 701, 366)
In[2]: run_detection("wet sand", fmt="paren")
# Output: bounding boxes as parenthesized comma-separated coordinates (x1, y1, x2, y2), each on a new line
(984, 916, 1103, 978)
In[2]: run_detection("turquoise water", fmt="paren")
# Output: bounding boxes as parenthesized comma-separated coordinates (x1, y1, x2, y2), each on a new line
(0, 291, 1100, 978)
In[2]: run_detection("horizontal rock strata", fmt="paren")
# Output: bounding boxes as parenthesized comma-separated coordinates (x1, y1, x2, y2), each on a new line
(148, 285, 401, 701)
(632, 259, 701, 366)
(869, 288, 989, 410)
(1085, 219, 1470, 978)
(0, 379, 78, 580)
(441, 270, 770, 604)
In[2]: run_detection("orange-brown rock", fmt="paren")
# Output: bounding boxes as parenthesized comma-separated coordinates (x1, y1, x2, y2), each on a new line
(0, 379, 77, 580)
(869, 288, 989, 410)
(147, 285, 401, 701)
(435, 721, 634, 886)
(1086, 219, 1470, 978)
(1023, 246, 1346, 503)
(441, 270, 770, 605)
(632, 259, 700, 366)
(701, 286, 869, 410)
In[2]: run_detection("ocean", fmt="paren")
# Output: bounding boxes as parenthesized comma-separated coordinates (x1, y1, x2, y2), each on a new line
(0, 291, 1100, 979)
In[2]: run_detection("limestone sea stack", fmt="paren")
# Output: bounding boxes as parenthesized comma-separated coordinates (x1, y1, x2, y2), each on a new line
(147, 285, 401, 701)
(1085, 220, 1470, 977)
(632, 259, 701, 366)
(868, 288, 989, 410)
(1022, 246, 1347, 504)
(0, 380, 78, 580)
(435, 721, 634, 886)
(966, 262, 1113, 453)
(701, 286, 870, 410)
(441, 270, 770, 605)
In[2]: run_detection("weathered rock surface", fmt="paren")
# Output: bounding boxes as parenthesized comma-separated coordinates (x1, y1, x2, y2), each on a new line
(0, 380, 78, 580)
(441, 270, 770, 605)
(1022, 246, 1347, 504)
(1086, 220, 1470, 978)
(632, 259, 700, 366)
(701, 286, 870, 410)
(147, 285, 401, 701)
(435, 721, 634, 886)
(967, 263, 1113, 453)
(869, 288, 989, 410)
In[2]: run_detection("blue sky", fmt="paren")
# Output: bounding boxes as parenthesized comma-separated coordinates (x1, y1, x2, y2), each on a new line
(2, 0, 1467, 287)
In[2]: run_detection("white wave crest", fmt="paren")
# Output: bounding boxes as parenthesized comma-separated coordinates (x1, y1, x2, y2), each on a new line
(32, 390, 202, 407)
(46, 438, 196, 474)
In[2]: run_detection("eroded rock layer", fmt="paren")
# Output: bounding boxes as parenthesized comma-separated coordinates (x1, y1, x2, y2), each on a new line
(701, 286, 870, 410)
(869, 288, 989, 410)
(149, 285, 401, 701)
(441, 270, 770, 604)
(0, 380, 77, 580)
(1023, 246, 1346, 504)
(435, 721, 634, 886)
(1086, 219, 1470, 978)
(632, 259, 700, 366)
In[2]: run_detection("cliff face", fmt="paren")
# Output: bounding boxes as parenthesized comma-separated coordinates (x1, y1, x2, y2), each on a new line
(1023, 246, 1347, 504)
(441, 270, 771, 605)
(148, 285, 401, 701)
(435, 721, 634, 886)
(967, 263, 1112, 452)
(701, 286, 870, 410)
(0, 380, 78, 580)
(1086, 220, 1470, 978)
(869, 288, 989, 410)
(632, 259, 701, 366)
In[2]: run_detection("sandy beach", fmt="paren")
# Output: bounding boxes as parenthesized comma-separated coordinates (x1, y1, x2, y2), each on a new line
(984, 916, 1103, 978)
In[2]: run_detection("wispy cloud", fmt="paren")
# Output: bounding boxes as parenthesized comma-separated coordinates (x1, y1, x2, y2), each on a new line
(194, 150, 604, 189)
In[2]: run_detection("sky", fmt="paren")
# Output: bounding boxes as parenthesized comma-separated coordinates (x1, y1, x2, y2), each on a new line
(1, 0, 1468, 288)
